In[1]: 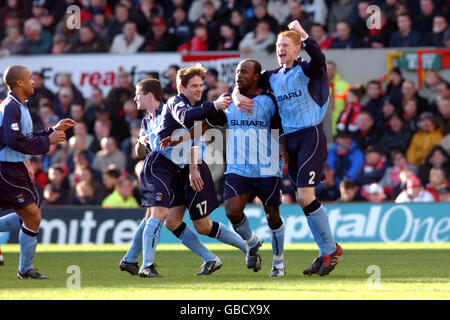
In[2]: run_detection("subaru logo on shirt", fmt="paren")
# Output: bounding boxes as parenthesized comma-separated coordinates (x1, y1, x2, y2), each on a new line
(277, 90, 302, 102)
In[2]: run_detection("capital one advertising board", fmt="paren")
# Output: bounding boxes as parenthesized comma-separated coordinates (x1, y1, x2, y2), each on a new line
(1, 203, 449, 244)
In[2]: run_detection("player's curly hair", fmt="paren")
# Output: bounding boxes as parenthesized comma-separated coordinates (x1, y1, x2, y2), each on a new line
(176, 63, 206, 90)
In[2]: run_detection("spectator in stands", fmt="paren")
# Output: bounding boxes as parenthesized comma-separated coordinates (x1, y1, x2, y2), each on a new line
(310, 23, 332, 49)
(417, 145, 450, 185)
(53, 87, 74, 120)
(365, 183, 386, 203)
(327, 131, 365, 186)
(385, 67, 404, 109)
(121, 119, 141, 175)
(167, 5, 193, 45)
(217, 23, 240, 51)
(353, 111, 381, 152)
(106, 3, 131, 45)
(354, 145, 388, 188)
(301, 0, 328, 26)
(145, 17, 179, 52)
(424, 15, 448, 47)
(69, 24, 108, 53)
(239, 20, 276, 55)
(379, 149, 417, 200)
(51, 33, 70, 54)
(101, 165, 121, 199)
(380, 0, 400, 24)
(426, 167, 450, 201)
(336, 88, 362, 134)
(244, 1, 279, 36)
(178, 20, 211, 53)
(23, 18, 52, 54)
(395, 175, 435, 202)
(43, 164, 71, 206)
(379, 112, 413, 155)
(0, 0, 27, 34)
(363, 80, 385, 131)
(327, 0, 355, 34)
(72, 180, 100, 205)
(87, 7, 112, 42)
(0, 25, 26, 56)
(282, 0, 312, 32)
(407, 112, 444, 166)
(42, 141, 68, 174)
(389, 13, 423, 47)
(266, 0, 290, 26)
(68, 121, 94, 155)
(366, 10, 395, 48)
(327, 61, 352, 137)
(402, 97, 420, 133)
(92, 137, 127, 173)
(381, 98, 399, 128)
(163, 64, 179, 101)
(444, 28, 450, 48)
(331, 20, 356, 49)
(336, 178, 366, 202)
(29, 156, 48, 192)
(67, 135, 96, 172)
(102, 175, 139, 208)
(110, 20, 145, 53)
(28, 71, 54, 111)
(413, 0, 437, 35)
(84, 86, 106, 129)
(106, 70, 135, 119)
(420, 70, 444, 105)
(201, 0, 226, 50)
(436, 96, 450, 136)
(401, 80, 428, 115)
(188, 0, 221, 24)
(89, 117, 112, 153)
(200, 68, 218, 102)
(207, 80, 229, 101)
(351, 0, 371, 47)
(69, 103, 86, 123)
(315, 163, 340, 202)
(38, 98, 59, 130)
(54, 73, 85, 106)
(230, 9, 246, 40)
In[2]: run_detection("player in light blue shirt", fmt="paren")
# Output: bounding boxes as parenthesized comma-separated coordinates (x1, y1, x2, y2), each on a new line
(233, 21, 342, 277)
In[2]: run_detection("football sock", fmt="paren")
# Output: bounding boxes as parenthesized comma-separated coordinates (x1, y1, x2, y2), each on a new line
(0, 212, 22, 232)
(123, 218, 145, 263)
(232, 215, 258, 249)
(173, 222, 216, 262)
(303, 199, 336, 255)
(210, 221, 246, 253)
(18, 226, 38, 273)
(269, 219, 285, 266)
(142, 218, 162, 268)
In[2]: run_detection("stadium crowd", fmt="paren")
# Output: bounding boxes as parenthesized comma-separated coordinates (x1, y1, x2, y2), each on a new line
(0, 0, 449, 57)
(0, 0, 449, 207)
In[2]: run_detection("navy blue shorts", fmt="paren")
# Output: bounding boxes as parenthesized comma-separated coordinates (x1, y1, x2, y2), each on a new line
(0, 162, 41, 210)
(140, 152, 218, 220)
(285, 125, 327, 187)
(224, 173, 281, 207)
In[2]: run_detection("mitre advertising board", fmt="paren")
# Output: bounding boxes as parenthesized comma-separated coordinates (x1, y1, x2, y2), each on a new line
(1, 203, 448, 244)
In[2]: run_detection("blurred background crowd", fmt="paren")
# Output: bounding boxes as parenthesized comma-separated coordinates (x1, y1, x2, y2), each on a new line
(0, 0, 449, 207)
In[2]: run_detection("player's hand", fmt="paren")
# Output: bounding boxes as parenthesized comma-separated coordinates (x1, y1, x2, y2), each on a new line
(288, 20, 308, 39)
(159, 135, 184, 149)
(53, 118, 76, 132)
(232, 89, 253, 113)
(214, 93, 232, 110)
(48, 130, 66, 144)
(138, 134, 150, 146)
(189, 165, 204, 192)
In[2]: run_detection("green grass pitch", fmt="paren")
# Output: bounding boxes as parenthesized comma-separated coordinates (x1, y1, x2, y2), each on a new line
(0, 243, 449, 300)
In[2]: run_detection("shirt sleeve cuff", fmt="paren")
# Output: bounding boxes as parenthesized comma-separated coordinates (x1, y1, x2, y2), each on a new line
(301, 35, 309, 42)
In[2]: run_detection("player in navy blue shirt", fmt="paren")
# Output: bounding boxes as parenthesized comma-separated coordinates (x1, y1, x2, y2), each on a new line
(119, 69, 246, 278)
(233, 21, 342, 276)
(0, 65, 74, 279)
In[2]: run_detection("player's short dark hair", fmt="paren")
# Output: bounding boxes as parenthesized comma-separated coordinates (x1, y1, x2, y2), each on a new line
(241, 59, 262, 76)
(177, 63, 206, 89)
(3, 65, 27, 90)
(137, 78, 163, 101)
